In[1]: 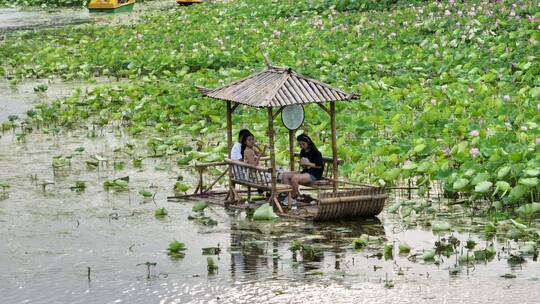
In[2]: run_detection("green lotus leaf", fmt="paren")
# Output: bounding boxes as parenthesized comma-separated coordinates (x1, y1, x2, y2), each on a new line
(413, 144, 426, 153)
(387, 202, 401, 214)
(252, 203, 278, 220)
(432, 221, 451, 232)
(519, 177, 538, 187)
(474, 181, 493, 193)
(471, 172, 490, 185)
(422, 250, 436, 261)
(192, 201, 209, 212)
(524, 169, 540, 177)
(497, 166, 511, 178)
(399, 243, 411, 254)
(453, 178, 469, 191)
(416, 162, 431, 173)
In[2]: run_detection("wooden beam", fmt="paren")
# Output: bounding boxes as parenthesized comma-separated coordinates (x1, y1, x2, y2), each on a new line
(330, 101, 338, 192)
(289, 129, 295, 171)
(267, 107, 278, 205)
(317, 103, 331, 115)
(231, 102, 240, 113)
(272, 106, 284, 120)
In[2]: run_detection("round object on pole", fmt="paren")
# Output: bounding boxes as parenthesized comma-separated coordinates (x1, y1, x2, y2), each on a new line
(281, 104, 304, 130)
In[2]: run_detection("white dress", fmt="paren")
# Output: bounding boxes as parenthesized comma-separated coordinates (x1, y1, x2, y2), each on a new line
(231, 142, 242, 161)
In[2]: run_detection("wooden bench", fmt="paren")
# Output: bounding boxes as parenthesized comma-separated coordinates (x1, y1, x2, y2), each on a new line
(293, 153, 343, 189)
(225, 159, 292, 211)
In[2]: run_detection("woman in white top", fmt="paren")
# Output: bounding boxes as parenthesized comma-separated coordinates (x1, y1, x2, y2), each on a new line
(230, 129, 250, 161)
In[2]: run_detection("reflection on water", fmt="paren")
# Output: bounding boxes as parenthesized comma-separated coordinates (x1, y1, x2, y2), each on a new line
(0, 128, 539, 304)
(0, 1, 177, 32)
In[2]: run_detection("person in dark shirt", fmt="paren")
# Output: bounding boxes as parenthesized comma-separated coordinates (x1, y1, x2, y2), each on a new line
(281, 134, 324, 203)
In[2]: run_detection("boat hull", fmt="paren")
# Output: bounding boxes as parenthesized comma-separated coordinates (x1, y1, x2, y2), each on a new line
(88, 2, 135, 13)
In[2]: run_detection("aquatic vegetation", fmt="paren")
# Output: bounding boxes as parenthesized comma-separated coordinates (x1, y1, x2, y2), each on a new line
(0, 181, 10, 195)
(139, 189, 154, 198)
(103, 177, 129, 191)
(252, 203, 278, 220)
(33, 84, 48, 93)
(70, 181, 86, 192)
(206, 257, 218, 274)
(154, 207, 168, 217)
(352, 238, 368, 249)
(173, 182, 190, 194)
(192, 201, 208, 212)
(4, 0, 540, 217)
(398, 242, 411, 254)
(383, 243, 393, 259)
(422, 250, 436, 261)
(167, 240, 186, 258)
(431, 221, 451, 232)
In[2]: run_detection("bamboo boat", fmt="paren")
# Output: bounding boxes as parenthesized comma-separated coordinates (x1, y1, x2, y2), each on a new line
(88, 0, 135, 13)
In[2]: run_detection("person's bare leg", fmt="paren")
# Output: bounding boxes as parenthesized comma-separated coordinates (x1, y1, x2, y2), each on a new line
(290, 173, 312, 197)
(281, 171, 297, 185)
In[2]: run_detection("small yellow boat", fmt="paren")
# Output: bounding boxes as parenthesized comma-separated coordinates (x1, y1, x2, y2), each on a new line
(88, 0, 136, 13)
(176, 0, 202, 6)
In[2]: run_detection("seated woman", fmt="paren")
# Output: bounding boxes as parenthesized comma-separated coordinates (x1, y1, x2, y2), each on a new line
(231, 129, 251, 161)
(241, 131, 266, 166)
(281, 134, 324, 204)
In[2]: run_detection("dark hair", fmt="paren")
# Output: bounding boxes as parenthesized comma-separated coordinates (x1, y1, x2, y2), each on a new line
(238, 129, 250, 142)
(297, 134, 318, 152)
(241, 131, 254, 159)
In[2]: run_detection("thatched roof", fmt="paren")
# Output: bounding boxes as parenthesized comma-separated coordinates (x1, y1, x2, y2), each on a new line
(197, 66, 357, 107)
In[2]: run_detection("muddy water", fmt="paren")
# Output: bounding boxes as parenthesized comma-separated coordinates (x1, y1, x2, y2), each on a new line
(1, 127, 539, 304)
(0, 1, 177, 32)
(0, 79, 121, 122)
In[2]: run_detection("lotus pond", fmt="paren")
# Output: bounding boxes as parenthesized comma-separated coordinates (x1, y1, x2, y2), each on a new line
(1, 0, 540, 303)
(1, 123, 540, 303)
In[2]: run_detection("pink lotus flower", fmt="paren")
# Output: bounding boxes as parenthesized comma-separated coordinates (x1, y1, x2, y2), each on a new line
(404, 160, 413, 166)
(431, 99, 437, 105)
(449, 0, 455, 5)
(445, 10, 451, 16)
(469, 130, 480, 137)
(433, 43, 439, 49)
(470, 147, 480, 156)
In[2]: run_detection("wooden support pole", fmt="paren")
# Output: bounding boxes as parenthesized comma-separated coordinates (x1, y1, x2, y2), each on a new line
(289, 129, 295, 171)
(226, 101, 234, 201)
(330, 101, 338, 192)
(317, 103, 331, 115)
(267, 107, 278, 204)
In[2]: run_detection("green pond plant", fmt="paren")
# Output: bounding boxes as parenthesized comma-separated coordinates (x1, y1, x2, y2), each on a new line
(1, 0, 539, 228)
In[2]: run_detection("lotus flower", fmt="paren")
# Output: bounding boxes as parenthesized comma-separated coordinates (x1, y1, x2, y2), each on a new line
(521, 126, 528, 132)
(470, 147, 480, 157)
(469, 130, 480, 137)
(503, 95, 510, 102)
(431, 99, 437, 105)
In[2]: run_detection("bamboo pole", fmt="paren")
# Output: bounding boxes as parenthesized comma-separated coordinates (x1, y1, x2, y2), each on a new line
(267, 107, 278, 203)
(330, 101, 338, 192)
(226, 101, 234, 201)
(289, 129, 295, 171)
